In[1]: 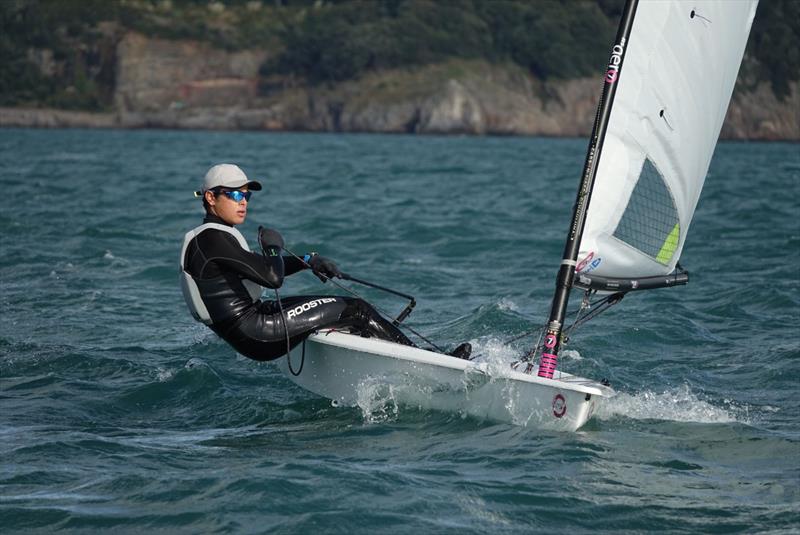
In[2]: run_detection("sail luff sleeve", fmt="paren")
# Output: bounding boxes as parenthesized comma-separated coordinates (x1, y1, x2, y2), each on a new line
(536, 0, 639, 379)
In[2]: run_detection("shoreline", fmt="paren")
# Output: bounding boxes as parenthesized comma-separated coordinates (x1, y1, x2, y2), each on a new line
(3, 107, 798, 142)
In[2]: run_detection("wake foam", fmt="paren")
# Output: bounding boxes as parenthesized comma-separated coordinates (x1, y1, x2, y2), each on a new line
(598, 384, 748, 424)
(355, 378, 401, 424)
(496, 298, 520, 312)
(469, 337, 583, 368)
(469, 337, 518, 365)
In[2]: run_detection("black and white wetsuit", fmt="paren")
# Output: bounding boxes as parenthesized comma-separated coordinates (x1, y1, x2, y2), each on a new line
(180, 214, 413, 361)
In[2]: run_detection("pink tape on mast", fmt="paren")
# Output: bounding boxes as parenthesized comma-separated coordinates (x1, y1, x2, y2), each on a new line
(538, 353, 558, 378)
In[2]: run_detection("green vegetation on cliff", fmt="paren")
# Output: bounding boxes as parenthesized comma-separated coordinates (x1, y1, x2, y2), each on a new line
(0, 0, 119, 109)
(269, 0, 617, 83)
(746, 0, 800, 98)
(1, 0, 798, 110)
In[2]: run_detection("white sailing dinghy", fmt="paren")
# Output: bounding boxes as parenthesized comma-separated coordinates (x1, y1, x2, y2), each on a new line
(278, 0, 758, 431)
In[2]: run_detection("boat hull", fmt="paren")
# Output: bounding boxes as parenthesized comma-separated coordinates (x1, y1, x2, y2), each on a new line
(277, 331, 613, 431)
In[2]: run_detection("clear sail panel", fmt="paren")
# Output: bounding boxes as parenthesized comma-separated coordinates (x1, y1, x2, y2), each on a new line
(612, 158, 680, 265)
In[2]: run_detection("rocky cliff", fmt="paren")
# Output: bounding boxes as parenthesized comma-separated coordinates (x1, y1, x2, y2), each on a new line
(2, 32, 797, 141)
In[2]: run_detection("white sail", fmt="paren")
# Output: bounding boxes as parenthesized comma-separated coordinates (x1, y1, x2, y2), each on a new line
(577, 0, 758, 279)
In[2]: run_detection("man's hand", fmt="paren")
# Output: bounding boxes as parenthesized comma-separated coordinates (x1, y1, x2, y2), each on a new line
(258, 226, 284, 254)
(308, 255, 342, 282)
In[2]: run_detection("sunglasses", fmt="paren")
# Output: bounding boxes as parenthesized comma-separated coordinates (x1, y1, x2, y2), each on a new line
(215, 189, 252, 202)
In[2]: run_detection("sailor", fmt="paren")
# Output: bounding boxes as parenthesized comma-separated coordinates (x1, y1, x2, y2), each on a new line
(180, 163, 471, 362)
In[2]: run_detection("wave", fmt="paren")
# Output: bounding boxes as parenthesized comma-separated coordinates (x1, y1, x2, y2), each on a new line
(597, 384, 750, 425)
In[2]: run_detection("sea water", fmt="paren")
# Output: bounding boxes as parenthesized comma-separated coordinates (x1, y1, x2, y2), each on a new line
(1, 129, 798, 533)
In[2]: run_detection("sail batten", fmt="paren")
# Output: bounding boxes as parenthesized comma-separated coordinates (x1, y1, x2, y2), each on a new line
(577, 0, 758, 280)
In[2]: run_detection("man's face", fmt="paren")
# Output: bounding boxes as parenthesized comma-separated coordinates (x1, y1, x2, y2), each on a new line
(206, 187, 250, 225)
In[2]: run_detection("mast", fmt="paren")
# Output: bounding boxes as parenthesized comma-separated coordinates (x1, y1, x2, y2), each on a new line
(535, 0, 639, 379)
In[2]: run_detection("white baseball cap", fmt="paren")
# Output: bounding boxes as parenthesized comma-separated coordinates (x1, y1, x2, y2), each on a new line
(194, 164, 262, 197)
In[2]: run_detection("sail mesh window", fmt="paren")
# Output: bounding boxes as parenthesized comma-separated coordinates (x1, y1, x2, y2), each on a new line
(613, 158, 680, 265)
